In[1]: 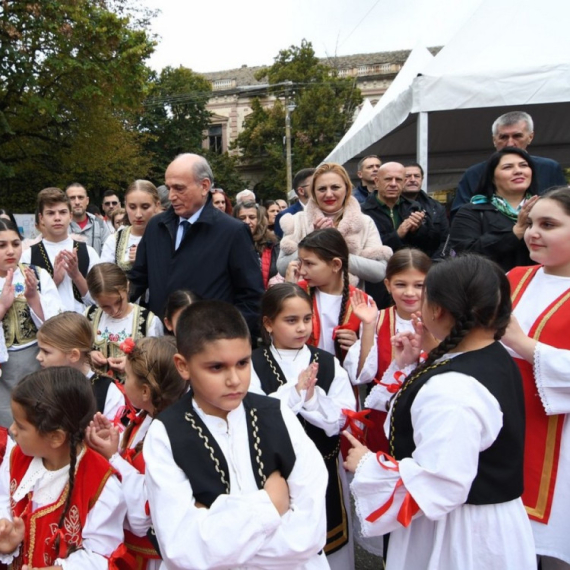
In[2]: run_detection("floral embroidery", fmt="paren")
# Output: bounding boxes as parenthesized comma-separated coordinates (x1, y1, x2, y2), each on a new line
(63, 505, 82, 546)
(97, 327, 129, 344)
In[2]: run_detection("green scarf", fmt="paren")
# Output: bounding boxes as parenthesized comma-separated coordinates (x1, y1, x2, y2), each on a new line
(470, 193, 532, 222)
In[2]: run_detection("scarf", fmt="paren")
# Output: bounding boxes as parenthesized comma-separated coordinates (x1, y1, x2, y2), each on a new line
(471, 193, 532, 222)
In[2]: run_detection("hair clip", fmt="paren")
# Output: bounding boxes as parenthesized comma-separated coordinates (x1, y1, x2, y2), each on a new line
(120, 337, 135, 354)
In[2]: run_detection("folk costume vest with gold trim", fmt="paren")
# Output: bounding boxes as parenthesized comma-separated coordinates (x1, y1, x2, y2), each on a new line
(30, 241, 88, 304)
(114, 227, 135, 272)
(508, 265, 570, 523)
(86, 305, 152, 379)
(251, 345, 349, 555)
(159, 392, 296, 507)
(1, 264, 41, 349)
(9, 446, 117, 568)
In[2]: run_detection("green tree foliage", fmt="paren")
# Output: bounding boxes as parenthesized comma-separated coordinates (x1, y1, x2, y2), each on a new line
(0, 0, 155, 211)
(234, 40, 363, 199)
(139, 66, 213, 182)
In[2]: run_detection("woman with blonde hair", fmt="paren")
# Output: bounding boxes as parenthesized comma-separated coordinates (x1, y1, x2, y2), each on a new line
(277, 162, 391, 287)
(101, 180, 161, 271)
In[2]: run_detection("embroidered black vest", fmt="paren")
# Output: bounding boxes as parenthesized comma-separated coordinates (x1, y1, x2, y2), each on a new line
(251, 345, 348, 554)
(392, 342, 525, 505)
(30, 241, 89, 303)
(158, 391, 296, 507)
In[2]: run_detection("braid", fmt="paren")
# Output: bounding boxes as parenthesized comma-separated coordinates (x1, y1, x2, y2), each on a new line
(55, 430, 81, 553)
(410, 314, 476, 380)
(334, 266, 350, 359)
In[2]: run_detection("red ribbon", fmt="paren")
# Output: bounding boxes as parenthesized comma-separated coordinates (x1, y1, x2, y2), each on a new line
(342, 409, 374, 443)
(365, 452, 420, 527)
(374, 370, 406, 393)
(108, 543, 138, 570)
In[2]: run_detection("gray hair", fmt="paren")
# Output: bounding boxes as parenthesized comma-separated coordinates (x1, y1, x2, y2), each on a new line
(236, 189, 256, 204)
(173, 153, 214, 184)
(492, 111, 534, 136)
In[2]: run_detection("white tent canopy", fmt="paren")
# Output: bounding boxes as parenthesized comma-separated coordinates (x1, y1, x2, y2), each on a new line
(335, 0, 570, 192)
(325, 45, 434, 166)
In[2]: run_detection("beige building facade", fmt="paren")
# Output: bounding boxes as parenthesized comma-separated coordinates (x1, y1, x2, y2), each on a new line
(200, 50, 423, 185)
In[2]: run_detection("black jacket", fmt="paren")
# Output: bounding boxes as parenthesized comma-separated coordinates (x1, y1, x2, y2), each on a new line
(128, 200, 264, 334)
(361, 192, 434, 252)
(404, 190, 450, 258)
(449, 202, 535, 272)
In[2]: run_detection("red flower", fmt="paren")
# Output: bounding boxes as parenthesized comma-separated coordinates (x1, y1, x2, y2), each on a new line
(120, 337, 135, 354)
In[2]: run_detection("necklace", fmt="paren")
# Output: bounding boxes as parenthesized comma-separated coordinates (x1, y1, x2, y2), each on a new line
(273, 345, 303, 361)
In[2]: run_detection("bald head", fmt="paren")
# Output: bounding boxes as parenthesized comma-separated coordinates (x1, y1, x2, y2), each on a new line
(165, 154, 213, 219)
(376, 162, 405, 207)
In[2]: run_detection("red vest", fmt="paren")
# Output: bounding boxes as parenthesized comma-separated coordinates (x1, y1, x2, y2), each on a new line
(119, 418, 161, 569)
(508, 265, 570, 523)
(363, 306, 398, 453)
(298, 280, 368, 363)
(10, 446, 117, 568)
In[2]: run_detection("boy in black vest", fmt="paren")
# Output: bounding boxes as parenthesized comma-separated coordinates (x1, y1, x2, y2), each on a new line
(21, 187, 100, 313)
(144, 300, 329, 569)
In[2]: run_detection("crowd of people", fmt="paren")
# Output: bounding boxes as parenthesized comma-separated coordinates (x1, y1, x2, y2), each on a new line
(0, 109, 568, 569)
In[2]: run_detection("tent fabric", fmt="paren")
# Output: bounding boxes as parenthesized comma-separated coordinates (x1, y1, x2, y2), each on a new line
(332, 0, 570, 191)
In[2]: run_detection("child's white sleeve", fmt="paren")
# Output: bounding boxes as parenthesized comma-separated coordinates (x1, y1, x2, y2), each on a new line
(144, 419, 282, 570)
(33, 268, 64, 325)
(300, 358, 357, 436)
(55, 472, 126, 570)
(247, 403, 328, 568)
(102, 382, 126, 425)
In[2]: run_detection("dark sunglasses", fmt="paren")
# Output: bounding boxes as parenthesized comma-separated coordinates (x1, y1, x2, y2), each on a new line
(104, 201, 119, 206)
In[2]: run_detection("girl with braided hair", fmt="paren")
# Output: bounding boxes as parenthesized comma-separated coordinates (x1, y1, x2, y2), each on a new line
(250, 283, 356, 570)
(86, 336, 187, 570)
(286, 228, 373, 364)
(344, 254, 535, 570)
(0, 366, 126, 568)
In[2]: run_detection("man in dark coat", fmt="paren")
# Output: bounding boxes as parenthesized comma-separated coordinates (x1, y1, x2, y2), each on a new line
(452, 111, 566, 215)
(128, 153, 264, 335)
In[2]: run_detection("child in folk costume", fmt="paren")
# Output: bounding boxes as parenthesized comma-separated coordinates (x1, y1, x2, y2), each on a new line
(100, 180, 161, 271)
(86, 336, 187, 570)
(36, 312, 126, 425)
(21, 187, 101, 314)
(502, 187, 570, 569)
(250, 283, 356, 570)
(144, 301, 329, 569)
(345, 249, 432, 453)
(86, 263, 163, 378)
(344, 255, 535, 570)
(163, 289, 199, 335)
(286, 228, 373, 363)
(0, 367, 126, 568)
(0, 218, 63, 427)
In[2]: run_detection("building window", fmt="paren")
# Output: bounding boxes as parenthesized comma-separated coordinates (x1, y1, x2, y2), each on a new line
(208, 125, 223, 154)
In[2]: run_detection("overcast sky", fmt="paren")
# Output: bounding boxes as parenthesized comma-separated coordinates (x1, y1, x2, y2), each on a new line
(143, 0, 484, 73)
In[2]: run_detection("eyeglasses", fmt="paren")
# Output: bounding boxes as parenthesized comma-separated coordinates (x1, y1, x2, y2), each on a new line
(104, 201, 119, 206)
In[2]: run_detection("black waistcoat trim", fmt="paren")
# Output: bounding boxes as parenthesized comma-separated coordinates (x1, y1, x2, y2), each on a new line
(392, 342, 525, 505)
(251, 345, 349, 554)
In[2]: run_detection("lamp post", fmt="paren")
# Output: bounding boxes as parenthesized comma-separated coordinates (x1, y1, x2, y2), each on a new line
(285, 100, 296, 200)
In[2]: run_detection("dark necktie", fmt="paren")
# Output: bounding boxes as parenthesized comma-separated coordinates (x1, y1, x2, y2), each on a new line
(178, 220, 190, 248)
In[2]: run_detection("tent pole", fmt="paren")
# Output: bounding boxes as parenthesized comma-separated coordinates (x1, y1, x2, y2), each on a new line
(417, 112, 429, 191)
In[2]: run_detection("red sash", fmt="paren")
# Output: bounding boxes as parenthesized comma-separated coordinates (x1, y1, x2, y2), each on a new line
(120, 420, 161, 568)
(298, 281, 365, 363)
(10, 446, 117, 568)
(364, 307, 397, 453)
(509, 265, 569, 523)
